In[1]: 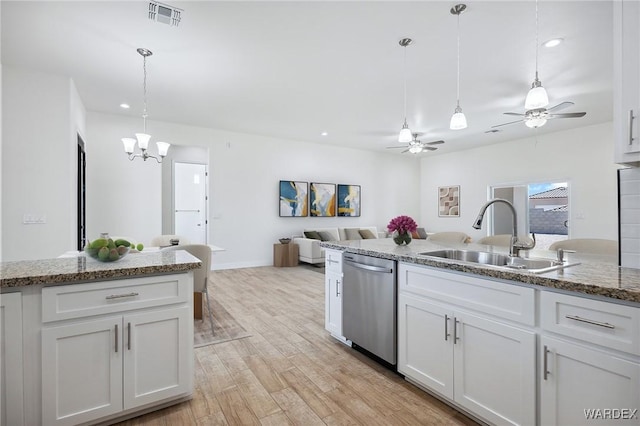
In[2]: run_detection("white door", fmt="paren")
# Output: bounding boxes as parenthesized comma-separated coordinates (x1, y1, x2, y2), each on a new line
(174, 162, 207, 244)
(540, 336, 640, 426)
(123, 306, 192, 410)
(453, 311, 536, 426)
(42, 316, 123, 426)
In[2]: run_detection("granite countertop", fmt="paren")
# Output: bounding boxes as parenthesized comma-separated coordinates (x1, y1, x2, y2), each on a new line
(0, 250, 201, 289)
(321, 238, 640, 304)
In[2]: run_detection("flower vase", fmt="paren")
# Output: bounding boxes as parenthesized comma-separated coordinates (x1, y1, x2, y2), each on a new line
(392, 230, 412, 246)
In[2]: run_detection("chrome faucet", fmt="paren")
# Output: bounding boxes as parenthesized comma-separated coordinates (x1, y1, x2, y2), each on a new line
(472, 198, 536, 257)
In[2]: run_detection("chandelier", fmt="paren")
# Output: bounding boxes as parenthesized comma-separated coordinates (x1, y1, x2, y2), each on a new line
(121, 48, 170, 163)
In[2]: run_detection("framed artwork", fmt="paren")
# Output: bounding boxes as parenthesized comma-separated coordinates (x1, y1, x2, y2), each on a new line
(438, 185, 460, 217)
(337, 184, 361, 217)
(279, 180, 308, 217)
(310, 182, 336, 217)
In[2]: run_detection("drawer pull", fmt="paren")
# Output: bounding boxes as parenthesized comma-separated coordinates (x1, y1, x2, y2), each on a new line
(105, 292, 139, 300)
(629, 109, 636, 145)
(565, 315, 615, 329)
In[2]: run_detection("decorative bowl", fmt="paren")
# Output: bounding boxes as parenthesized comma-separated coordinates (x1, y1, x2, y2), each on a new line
(279, 238, 291, 244)
(85, 245, 130, 262)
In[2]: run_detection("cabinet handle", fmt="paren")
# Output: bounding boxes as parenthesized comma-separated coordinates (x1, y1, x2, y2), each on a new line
(115, 324, 119, 353)
(565, 315, 615, 329)
(127, 322, 132, 350)
(327, 258, 339, 264)
(336, 279, 340, 297)
(444, 315, 450, 341)
(543, 345, 550, 380)
(629, 109, 636, 145)
(105, 292, 139, 300)
(453, 318, 460, 344)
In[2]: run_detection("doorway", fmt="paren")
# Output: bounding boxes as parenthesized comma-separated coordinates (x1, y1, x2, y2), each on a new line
(77, 136, 86, 250)
(173, 162, 208, 244)
(489, 181, 569, 250)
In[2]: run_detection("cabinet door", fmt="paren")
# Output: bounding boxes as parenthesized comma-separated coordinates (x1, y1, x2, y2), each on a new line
(123, 306, 192, 409)
(42, 316, 123, 426)
(1, 292, 24, 426)
(398, 293, 454, 399)
(540, 336, 640, 426)
(454, 312, 536, 426)
(325, 271, 343, 337)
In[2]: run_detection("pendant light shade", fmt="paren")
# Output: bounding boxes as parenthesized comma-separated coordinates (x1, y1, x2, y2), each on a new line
(398, 38, 413, 143)
(450, 4, 468, 130)
(525, 0, 549, 110)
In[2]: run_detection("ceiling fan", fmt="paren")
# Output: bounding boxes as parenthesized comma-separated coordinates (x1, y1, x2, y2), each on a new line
(492, 101, 587, 129)
(386, 133, 445, 154)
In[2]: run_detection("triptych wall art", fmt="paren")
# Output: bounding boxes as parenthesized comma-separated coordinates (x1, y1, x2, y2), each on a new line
(279, 180, 361, 217)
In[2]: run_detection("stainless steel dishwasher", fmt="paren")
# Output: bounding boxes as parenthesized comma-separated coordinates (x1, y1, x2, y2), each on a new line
(342, 253, 397, 366)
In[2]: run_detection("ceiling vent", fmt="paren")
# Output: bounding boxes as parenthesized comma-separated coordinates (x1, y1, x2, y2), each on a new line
(148, 1, 182, 27)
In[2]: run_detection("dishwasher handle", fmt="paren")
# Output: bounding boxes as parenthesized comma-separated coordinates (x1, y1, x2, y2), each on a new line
(344, 260, 393, 274)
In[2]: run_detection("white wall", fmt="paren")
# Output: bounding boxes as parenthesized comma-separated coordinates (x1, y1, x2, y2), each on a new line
(87, 112, 422, 269)
(2, 66, 85, 260)
(420, 122, 621, 242)
(0, 1, 3, 261)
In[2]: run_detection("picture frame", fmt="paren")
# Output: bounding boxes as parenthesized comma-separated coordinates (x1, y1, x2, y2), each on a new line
(438, 185, 460, 217)
(310, 182, 336, 217)
(279, 180, 308, 217)
(337, 184, 361, 217)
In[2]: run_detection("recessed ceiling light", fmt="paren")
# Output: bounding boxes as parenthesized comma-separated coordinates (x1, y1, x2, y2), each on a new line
(543, 38, 563, 48)
(321, 132, 328, 136)
(120, 103, 130, 109)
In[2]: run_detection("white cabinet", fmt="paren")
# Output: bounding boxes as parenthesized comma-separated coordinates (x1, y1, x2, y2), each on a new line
(398, 264, 536, 426)
(614, 0, 640, 164)
(325, 249, 348, 343)
(41, 274, 193, 426)
(540, 336, 640, 426)
(0, 292, 24, 426)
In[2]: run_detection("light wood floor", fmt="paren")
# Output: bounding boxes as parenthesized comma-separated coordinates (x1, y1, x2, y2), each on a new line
(116, 266, 480, 426)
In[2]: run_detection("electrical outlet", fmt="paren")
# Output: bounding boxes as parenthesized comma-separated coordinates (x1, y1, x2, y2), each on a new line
(23, 213, 47, 224)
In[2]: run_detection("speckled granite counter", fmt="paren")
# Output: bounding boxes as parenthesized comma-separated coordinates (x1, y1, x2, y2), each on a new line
(321, 238, 640, 304)
(0, 250, 201, 289)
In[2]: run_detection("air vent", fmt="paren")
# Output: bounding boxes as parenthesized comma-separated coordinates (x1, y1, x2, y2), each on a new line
(149, 1, 182, 26)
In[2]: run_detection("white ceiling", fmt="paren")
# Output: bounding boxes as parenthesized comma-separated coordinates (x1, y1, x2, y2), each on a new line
(1, 1, 613, 155)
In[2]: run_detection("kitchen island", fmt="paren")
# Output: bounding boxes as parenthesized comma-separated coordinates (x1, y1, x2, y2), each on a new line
(321, 238, 640, 426)
(0, 250, 201, 426)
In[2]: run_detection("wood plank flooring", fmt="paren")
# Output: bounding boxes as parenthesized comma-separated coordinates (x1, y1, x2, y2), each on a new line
(115, 266, 480, 426)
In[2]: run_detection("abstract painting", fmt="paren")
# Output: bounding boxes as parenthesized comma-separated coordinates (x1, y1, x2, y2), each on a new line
(337, 184, 361, 217)
(310, 182, 336, 217)
(279, 181, 308, 217)
(438, 185, 460, 217)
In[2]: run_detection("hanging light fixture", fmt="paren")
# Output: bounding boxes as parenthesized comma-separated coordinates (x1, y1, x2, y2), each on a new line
(122, 48, 170, 163)
(524, 0, 549, 110)
(449, 4, 468, 130)
(398, 38, 413, 143)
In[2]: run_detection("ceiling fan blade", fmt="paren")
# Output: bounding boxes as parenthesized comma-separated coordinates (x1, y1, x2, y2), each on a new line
(491, 119, 525, 128)
(401, 148, 410, 153)
(424, 140, 445, 145)
(504, 112, 525, 117)
(548, 112, 587, 119)
(546, 101, 575, 112)
(421, 146, 438, 151)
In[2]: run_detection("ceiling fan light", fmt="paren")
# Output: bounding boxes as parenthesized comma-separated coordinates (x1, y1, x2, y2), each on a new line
(525, 84, 549, 110)
(409, 145, 422, 154)
(398, 121, 413, 143)
(525, 117, 547, 128)
(135, 133, 151, 150)
(450, 109, 468, 130)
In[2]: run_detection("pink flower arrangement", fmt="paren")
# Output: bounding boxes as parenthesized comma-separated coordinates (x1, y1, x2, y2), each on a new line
(387, 215, 418, 234)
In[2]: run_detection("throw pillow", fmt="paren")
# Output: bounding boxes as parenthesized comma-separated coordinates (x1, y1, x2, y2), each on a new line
(318, 231, 336, 241)
(303, 230, 322, 240)
(417, 227, 428, 239)
(359, 229, 376, 239)
(344, 228, 363, 240)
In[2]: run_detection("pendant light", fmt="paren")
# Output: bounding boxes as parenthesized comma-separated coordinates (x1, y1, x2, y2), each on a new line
(398, 38, 413, 143)
(524, 0, 549, 110)
(122, 48, 170, 163)
(449, 4, 468, 130)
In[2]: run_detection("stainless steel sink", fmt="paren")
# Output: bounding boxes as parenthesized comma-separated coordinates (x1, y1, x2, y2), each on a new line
(418, 249, 579, 274)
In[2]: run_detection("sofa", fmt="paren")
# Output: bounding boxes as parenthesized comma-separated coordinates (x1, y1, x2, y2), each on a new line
(293, 227, 383, 264)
